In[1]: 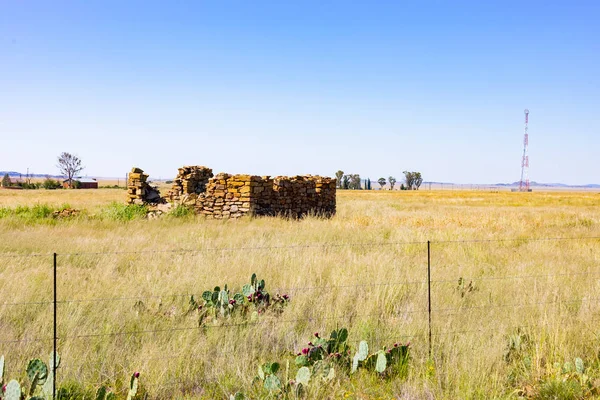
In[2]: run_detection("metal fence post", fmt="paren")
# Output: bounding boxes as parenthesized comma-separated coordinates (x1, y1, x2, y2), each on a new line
(427, 241, 432, 358)
(53, 252, 57, 399)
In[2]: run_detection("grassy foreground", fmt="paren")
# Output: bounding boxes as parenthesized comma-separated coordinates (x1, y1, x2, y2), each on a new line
(1, 189, 599, 399)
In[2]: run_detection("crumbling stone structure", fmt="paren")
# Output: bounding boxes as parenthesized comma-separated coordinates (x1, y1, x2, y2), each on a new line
(126, 168, 161, 205)
(127, 166, 336, 219)
(167, 166, 214, 203)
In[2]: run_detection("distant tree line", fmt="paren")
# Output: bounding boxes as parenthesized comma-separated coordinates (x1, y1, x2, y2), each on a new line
(335, 170, 423, 190)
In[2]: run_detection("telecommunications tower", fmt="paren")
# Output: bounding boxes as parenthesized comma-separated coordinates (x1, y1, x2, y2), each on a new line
(519, 109, 530, 192)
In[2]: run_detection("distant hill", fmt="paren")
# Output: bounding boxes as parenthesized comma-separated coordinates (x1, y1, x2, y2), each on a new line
(0, 171, 63, 179)
(494, 181, 600, 189)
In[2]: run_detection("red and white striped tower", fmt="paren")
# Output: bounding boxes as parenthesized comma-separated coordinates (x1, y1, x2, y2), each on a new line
(519, 109, 530, 191)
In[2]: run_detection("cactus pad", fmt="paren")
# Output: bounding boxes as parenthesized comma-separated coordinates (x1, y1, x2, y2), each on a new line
(4, 380, 21, 400)
(375, 351, 387, 373)
(263, 374, 281, 391)
(27, 358, 48, 382)
(296, 367, 311, 385)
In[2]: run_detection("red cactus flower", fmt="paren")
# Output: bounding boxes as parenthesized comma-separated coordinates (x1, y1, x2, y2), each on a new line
(283, 294, 290, 300)
(394, 343, 398, 347)
(314, 332, 319, 338)
(2, 384, 6, 392)
(229, 299, 236, 305)
(134, 372, 140, 378)
(302, 348, 309, 355)
(308, 341, 313, 346)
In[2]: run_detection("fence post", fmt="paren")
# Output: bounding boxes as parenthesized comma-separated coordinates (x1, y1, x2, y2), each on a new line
(53, 252, 57, 399)
(427, 241, 431, 358)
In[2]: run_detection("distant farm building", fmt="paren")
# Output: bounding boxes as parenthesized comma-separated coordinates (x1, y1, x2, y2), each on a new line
(1, 177, 24, 189)
(63, 177, 98, 189)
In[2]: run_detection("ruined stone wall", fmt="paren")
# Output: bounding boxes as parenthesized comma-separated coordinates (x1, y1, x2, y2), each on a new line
(192, 174, 336, 219)
(129, 165, 336, 219)
(167, 166, 213, 203)
(127, 167, 161, 205)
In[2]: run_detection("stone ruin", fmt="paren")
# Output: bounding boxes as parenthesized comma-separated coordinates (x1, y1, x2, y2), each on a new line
(126, 167, 162, 205)
(127, 166, 336, 219)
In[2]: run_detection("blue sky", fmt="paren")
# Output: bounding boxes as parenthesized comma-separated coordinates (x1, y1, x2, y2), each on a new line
(1, 1, 598, 184)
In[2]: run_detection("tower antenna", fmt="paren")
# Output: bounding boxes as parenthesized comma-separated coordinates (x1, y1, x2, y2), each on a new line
(519, 109, 530, 192)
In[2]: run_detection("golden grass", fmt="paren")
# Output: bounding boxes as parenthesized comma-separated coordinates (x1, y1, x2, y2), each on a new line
(1, 189, 599, 399)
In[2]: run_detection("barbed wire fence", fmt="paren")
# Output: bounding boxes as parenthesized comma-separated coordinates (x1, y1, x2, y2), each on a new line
(1, 235, 599, 396)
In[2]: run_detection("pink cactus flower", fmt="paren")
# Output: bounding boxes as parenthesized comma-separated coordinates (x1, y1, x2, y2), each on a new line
(134, 371, 140, 378)
(302, 348, 309, 355)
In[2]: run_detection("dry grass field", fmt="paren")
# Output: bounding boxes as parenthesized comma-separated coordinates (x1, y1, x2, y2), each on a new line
(1, 188, 599, 399)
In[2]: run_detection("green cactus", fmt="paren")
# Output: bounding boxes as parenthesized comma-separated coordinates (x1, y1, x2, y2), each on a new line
(296, 367, 311, 386)
(42, 351, 61, 399)
(26, 358, 49, 397)
(4, 380, 22, 400)
(375, 351, 387, 373)
(96, 386, 108, 400)
(96, 386, 117, 400)
(126, 373, 139, 400)
(27, 359, 48, 383)
(263, 375, 281, 391)
(575, 358, 584, 374)
(352, 340, 369, 373)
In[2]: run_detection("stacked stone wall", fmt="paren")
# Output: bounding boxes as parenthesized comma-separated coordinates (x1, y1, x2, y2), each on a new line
(167, 166, 213, 203)
(130, 165, 336, 219)
(127, 167, 161, 204)
(192, 174, 336, 219)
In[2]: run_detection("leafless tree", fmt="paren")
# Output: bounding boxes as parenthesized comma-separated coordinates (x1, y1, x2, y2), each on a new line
(57, 152, 84, 188)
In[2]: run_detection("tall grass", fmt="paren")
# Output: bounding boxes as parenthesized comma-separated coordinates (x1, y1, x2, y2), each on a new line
(99, 202, 148, 221)
(0, 190, 599, 398)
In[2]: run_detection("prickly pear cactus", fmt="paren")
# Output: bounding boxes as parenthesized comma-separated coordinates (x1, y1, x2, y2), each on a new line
(263, 374, 281, 391)
(126, 372, 139, 400)
(4, 379, 22, 400)
(375, 351, 387, 373)
(96, 386, 108, 400)
(27, 358, 48, 383)
(96, 385, 116, 400)
(42, 351, 61, 398)
(352, 340, 369, 373)
(296, 367, 311, 386)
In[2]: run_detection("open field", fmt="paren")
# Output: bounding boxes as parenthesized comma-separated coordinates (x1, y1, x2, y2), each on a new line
(1, 189, 599, 399)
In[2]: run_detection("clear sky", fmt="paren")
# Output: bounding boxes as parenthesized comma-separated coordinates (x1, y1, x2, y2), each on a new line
(1, 1, 598, 184)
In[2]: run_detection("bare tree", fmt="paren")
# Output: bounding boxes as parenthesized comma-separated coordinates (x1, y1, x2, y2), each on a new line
(388, 176, 396, 190)
(57, 152, 84, 188)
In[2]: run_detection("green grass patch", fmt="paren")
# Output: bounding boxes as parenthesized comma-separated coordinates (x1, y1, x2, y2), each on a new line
(0, 203, 73, 222)
(99, 202, 148, 221)
(169, 205, 194, 218)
